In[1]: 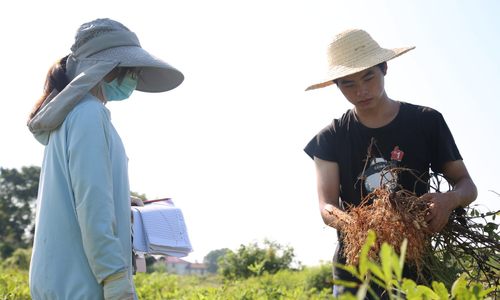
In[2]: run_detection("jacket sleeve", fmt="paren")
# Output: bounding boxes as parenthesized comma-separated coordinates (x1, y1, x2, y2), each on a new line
(66, 101, 129, 284)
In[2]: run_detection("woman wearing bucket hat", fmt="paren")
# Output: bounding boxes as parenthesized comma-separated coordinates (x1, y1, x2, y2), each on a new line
(27, 18, 183, 299)
(304, 29, 477, 298)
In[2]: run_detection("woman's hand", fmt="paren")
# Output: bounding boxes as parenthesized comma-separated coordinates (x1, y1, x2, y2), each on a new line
(130, 196, 144, 207)
(103, 271, 135, 300)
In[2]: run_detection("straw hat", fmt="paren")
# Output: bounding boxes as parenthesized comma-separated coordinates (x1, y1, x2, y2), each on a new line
(306, 29, 415, 91)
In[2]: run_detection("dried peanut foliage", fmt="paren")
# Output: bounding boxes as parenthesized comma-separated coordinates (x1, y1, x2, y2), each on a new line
(332, 182, 499, 291)
(338, 187, 431, 269)
(424, 204, 500, 290)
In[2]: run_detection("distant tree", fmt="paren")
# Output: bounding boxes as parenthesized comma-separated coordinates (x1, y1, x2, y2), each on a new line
(218, 239, 296, 279)
(0, 166, 40, 258)
(305, 263, 334, 292)
(203, 248, 231, 273)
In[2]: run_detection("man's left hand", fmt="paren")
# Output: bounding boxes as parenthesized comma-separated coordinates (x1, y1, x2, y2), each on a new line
(420, 192, 457, 233)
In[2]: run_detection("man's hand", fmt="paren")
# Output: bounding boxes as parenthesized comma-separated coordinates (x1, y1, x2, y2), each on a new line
(421, 160, 478, 233)
(420, 192, 457, 233)
(323, 203, 353, 231)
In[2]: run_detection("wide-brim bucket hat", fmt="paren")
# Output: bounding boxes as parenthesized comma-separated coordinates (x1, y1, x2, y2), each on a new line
(28, 18, 184, 145)
(306, 29, 414, 91)
(69, 18, 184, 92)
(89, 46, 183, 93)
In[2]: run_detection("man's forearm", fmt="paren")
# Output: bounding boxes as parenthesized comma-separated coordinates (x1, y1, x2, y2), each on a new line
(321, 204, 351, 231)
(448, 176, 478, 209)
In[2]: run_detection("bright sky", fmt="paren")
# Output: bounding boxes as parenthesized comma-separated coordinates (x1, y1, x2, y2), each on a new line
(1, 0, 499, 266)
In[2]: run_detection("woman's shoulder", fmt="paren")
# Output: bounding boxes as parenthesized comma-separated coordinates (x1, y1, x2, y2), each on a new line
(68, 95, 109, 119)
(65, 95, 110, 128)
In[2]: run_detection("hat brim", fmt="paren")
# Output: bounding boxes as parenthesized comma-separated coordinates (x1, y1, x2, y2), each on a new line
(305, 46, 415, 91)
(90, 46, 184, 93)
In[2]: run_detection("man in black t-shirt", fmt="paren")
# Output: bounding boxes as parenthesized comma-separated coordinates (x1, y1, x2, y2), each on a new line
(304, 29, 477, 298)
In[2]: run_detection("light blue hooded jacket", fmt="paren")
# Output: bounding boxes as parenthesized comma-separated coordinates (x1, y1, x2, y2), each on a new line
(29, 95, 135, 299)
(27, 18, 183, 300)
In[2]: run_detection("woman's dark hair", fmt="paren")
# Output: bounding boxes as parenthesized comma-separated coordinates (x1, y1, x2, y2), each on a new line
(29, 55, 70, 120)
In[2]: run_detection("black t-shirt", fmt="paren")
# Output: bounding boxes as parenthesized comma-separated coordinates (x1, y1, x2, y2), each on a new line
(305, 101, 461, 207)
(304, 101, 462, 280)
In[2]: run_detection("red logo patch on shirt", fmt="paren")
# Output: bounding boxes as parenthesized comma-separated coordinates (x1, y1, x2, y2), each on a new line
(390, 146, 404, 162)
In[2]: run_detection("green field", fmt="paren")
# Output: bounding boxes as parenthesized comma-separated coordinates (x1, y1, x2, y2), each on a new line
(2, 262, 497, 300)
(0, 265, 334, 300)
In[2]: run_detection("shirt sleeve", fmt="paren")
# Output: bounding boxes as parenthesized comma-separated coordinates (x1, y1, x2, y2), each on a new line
(304, 123, 339, 162)
(423, 108, 462, 173)
(66, 101, 129, 284)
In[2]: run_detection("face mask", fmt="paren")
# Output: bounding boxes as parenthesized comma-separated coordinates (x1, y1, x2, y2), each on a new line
(102, 73, 138, 101)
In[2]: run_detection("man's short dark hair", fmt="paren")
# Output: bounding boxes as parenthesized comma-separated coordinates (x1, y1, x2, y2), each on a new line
(333, 62, 387, 85)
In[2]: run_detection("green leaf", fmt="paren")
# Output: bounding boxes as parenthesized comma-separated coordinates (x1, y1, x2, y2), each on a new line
(401, 279, 417, 298)
(334, 263, 360, 279)
(479, 286, 497, 298)
(359, 230, 376, 277)
(431, 281, 449, 300)
(487, 256, 500, 269)
(465, 282, 497, 298)
(247, 260, 266, 276)
(380, 243, 392, 284)
(338, 293, 358, 300)
(450, 274, 467, 298)
(415, 285, 439, 299)
(332, 279, 359, 289)
(367, 261, 384, 282)
(391, 251, 402, 282)
(398, 239, 407, 275)
(355, 280, 370, 300)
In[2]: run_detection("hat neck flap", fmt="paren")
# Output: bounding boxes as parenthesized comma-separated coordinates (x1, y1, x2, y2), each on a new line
(28, 59, 118, 145)
(27, 31, 140, 145)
